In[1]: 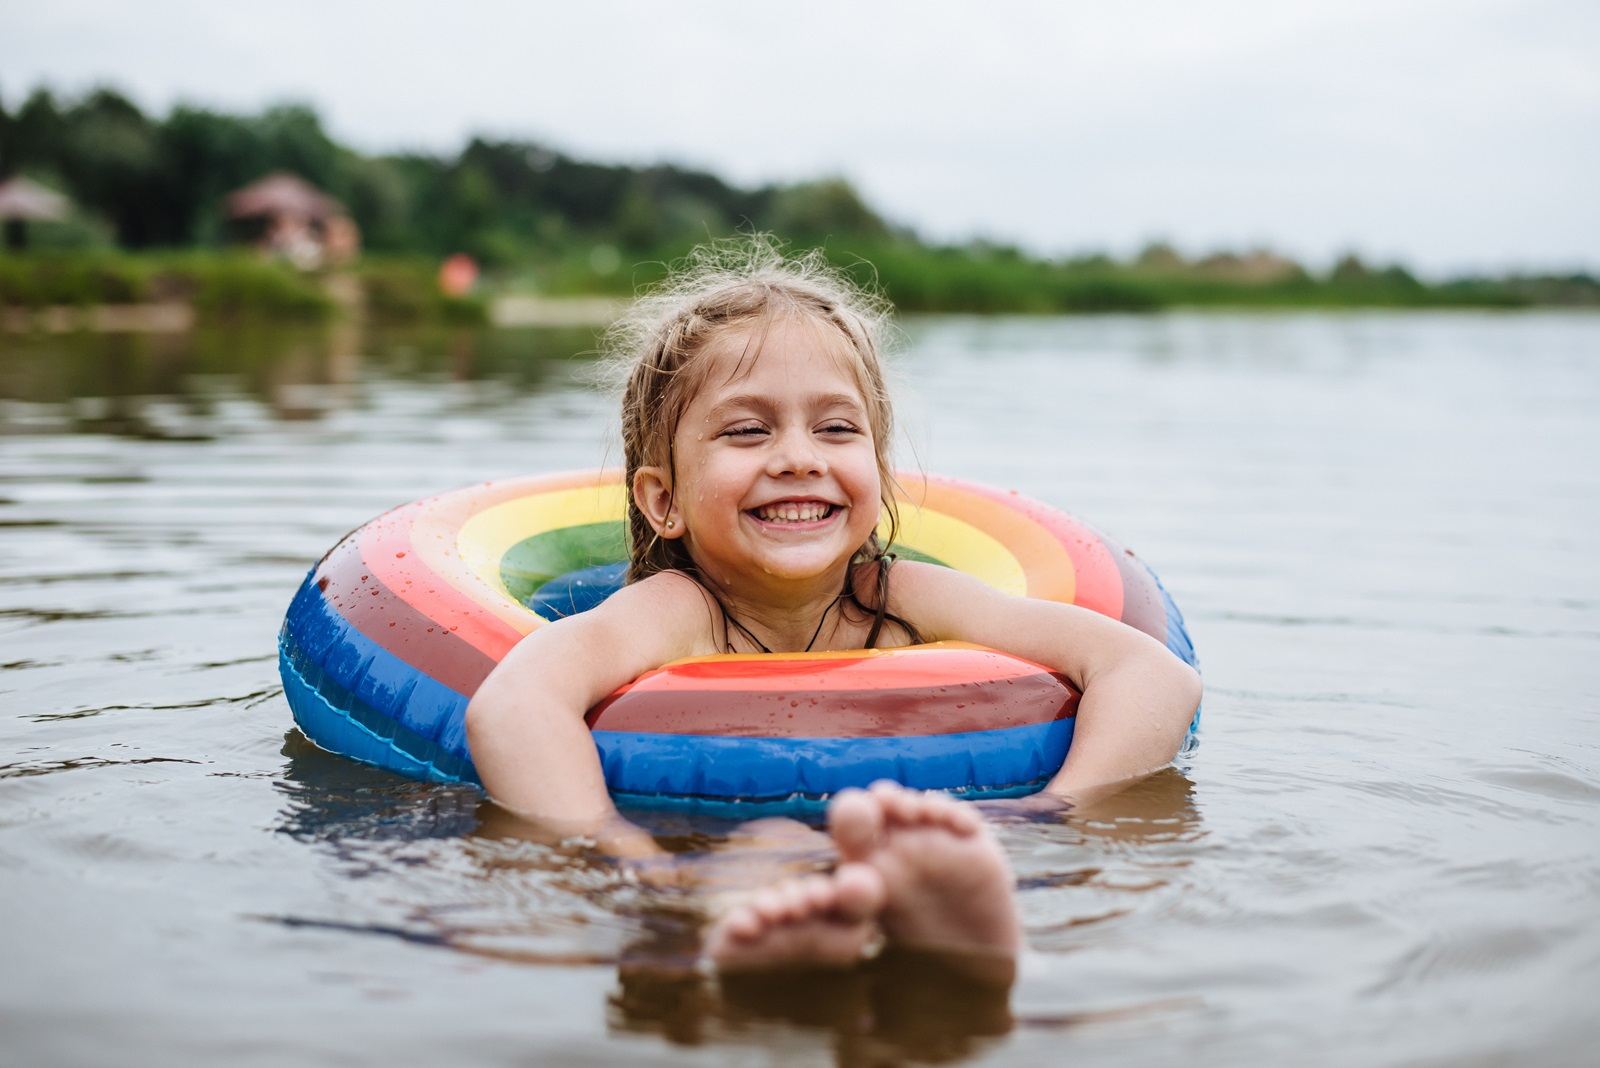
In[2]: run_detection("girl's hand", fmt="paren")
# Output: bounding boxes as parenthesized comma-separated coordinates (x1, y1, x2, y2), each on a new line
(892, 560, 1203, 805)
(971, 791, 1076, 822)
(466, 571, 712, 828)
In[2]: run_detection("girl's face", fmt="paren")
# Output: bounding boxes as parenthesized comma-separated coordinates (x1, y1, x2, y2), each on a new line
(646, 316, 882, 593)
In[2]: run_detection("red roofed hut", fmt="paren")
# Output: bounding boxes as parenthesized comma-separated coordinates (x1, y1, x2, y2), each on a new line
(227, 172, 359, 268)
(0, 176, 73, 250)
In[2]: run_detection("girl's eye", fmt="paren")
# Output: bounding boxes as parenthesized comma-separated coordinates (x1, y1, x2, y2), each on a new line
(721, 426, 767, 438)
(819, 423, 860, 435)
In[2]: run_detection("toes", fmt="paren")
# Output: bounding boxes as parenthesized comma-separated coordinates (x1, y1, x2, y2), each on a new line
(705, 866, 887, 971)
(871, 780, 935, 827)
(798, 875, 834, 915)
(747, 874, 845, 928)
(831, 862, 887, 921)
(717, 905, 762, 943)
(753, 884, 801, 924)
(828, 788, 884, 860)
(866, 781, 983, 836)
(778, 878, 819, 920)
(923, 792, 981, 835)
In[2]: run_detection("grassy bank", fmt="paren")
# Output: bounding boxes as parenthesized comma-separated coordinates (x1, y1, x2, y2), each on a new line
(2, 247, 1595, 328)
(0, 253, 488, 327)
(0, 252, 333, 322)
(471, 240, 1599, 314)
(610, 241, 1595, 314)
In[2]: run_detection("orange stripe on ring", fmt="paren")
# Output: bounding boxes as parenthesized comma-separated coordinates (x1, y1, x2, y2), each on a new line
(895, 473, 1077, 604)
(921, 475, 1124, 620)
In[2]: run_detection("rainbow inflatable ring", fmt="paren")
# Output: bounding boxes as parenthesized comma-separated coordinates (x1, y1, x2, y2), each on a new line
(279, 470, 1198, 814)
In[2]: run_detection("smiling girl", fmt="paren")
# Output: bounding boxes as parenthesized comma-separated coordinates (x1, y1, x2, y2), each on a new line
(465, 238, 1201, 971)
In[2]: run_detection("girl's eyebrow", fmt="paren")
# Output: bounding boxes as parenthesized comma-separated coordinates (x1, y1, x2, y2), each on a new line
(708, 391, 866, 418)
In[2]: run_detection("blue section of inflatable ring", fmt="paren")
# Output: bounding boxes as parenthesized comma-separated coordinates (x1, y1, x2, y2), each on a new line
(528, 562, 628, 621)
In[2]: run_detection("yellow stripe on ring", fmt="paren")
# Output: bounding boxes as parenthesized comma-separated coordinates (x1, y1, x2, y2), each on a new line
(881, 504, 1028, 596)
(407, 473, 622, 637)
(905, 479, 1077, 603)
(427, 473, 1030, 626)
(458, 483, 628, 597)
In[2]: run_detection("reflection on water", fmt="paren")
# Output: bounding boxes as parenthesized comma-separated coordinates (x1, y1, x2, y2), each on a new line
(613, 948, 1015, 1064)
(273, 724, 1199, 1061)
(2, 312, 1598, 1065)
(0, 320, 600, 437)
(275, 731, 483, 844)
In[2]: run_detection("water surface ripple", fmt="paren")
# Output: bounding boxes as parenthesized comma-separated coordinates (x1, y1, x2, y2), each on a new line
(1, 313, 1596, 1065)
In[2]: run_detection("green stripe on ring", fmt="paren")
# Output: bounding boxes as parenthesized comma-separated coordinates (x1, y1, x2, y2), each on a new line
(500, 521, 629, 604)
(499, 520, 951, 606)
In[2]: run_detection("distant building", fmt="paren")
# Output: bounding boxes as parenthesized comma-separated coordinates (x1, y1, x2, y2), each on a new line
(0, 176, 72, 250)
(226, 172, 360, 269)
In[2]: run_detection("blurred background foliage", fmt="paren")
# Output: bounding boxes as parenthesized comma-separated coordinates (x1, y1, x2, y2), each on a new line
(2, 86, 1594, 315)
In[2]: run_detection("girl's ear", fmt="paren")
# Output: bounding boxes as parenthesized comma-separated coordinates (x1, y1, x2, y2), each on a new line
(632, 466, 684, 538)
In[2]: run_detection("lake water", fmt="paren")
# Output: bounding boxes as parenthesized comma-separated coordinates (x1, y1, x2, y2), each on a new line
(2, 312, 1597, 1066)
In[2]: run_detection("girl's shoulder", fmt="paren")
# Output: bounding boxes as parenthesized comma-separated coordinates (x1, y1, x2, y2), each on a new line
(598, 568, 720, 653)
(882, 556, 990, 600)
(609, 568, 715, 617)
(880, 557, 1007, 643)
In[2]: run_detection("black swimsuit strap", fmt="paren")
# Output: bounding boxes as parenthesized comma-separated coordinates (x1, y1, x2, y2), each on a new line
(862, 552, 895, 650)
(710, 583, 833, 655)
(704, 551, 911, 654)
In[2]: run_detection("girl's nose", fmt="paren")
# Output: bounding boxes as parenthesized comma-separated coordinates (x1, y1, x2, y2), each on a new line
(768, 428, 825, 476)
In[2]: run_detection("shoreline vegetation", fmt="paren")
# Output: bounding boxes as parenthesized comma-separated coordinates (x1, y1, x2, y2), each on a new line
(2, 87, 1596, 330)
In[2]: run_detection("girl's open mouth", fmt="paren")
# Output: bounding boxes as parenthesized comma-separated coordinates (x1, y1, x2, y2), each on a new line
(748, 501, 838, 524)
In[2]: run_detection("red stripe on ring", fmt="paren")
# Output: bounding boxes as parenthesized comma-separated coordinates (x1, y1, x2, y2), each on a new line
(314, 524, 500, 697)
(587, 669, 1078, 737)
(359, 501, 526, 662)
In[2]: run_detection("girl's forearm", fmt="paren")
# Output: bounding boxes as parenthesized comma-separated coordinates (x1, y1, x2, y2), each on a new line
(468, 695, 670, 860)
(474, 794, 666, 861)
(465, 674, 617, 828)
(1043, 653, 1201, 805)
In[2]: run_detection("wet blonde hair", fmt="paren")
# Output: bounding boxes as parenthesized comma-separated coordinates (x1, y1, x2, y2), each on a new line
(604, 235, 903, 586)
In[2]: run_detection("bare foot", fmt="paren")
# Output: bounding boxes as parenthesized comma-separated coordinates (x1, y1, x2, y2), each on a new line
(702, 862, 886, 972)
(830, 782, 1022, 959)
(690, 817, 835, 896)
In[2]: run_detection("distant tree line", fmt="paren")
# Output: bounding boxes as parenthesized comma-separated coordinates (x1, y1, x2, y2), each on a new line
(0, 86, 890, 262)
(3, 86, 1594, 313)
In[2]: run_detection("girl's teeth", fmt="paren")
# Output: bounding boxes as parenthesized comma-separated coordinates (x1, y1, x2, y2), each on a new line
(757, 503, 829, 522)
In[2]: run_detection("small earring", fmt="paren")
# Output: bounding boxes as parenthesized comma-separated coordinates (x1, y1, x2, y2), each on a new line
(665, 520, 675, 529)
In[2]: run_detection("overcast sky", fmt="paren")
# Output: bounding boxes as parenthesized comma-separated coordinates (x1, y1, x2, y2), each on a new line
(3, 0, 1596, 274)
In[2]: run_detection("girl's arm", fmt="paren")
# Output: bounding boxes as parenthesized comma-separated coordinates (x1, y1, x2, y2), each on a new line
(893, 562, 1202, 807)
(465, 573, 708, 854)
